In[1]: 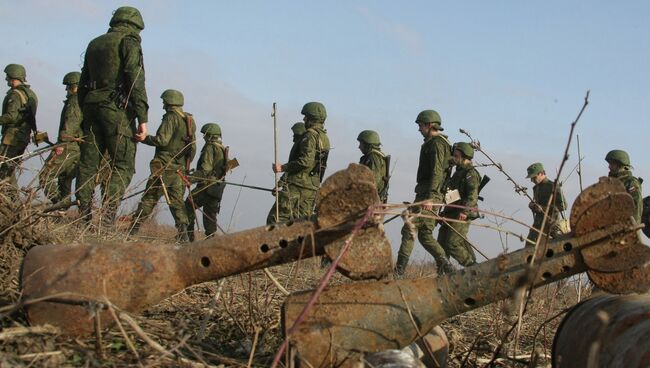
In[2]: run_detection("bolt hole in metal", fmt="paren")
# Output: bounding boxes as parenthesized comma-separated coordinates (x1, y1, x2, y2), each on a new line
(260, 244, 270, 253)
(546, 249, 554, 258)
(201, 257, 210, 267)
(563, 242, 573, 251)
(265, 225, 276, 231)
(464, 297, 476, 307)
(526, 255, 533, 263)
(279, 239, 289, 248)
(542, 271, 552, 280)
(562, 265, 571, 273)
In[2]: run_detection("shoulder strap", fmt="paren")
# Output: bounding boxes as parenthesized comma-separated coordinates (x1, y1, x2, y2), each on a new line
(12, 89, 27, 106)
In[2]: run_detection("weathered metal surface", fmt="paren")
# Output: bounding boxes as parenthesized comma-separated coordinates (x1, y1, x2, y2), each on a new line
(282, 178, 650, 367)
(21, 164, 391, 335)
(552, 294, 650, 368)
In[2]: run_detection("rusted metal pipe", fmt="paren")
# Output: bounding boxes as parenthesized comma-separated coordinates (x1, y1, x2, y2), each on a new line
(282, 177, 650, 367)
(21, 164, 392, 336)
(552, 294, 650, 368)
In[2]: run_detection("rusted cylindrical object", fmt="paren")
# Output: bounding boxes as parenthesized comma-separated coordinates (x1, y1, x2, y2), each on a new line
(553, 294, 650, 368)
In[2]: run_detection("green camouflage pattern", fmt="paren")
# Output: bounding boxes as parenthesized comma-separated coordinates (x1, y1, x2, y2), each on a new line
(605, 149, 631, 167)
(38, 92, 82, 202)
(110, 6, 145, 30)
(359, 148, 387, 201)
(160, 89, 184, 106)
(526, 178, 566, 244)
(186, 135, 226, 237)
(4, 64, 26, 82)
(453, 142, 474, 159)
(301, 102, 327, 122)
(357, 130, 381, 146)
(609, 168, 642, 223)
(416, 109, 441, 124)
(437, 162, 481, 266)
(396, 207, 449, 274)
(62, 71, 81, 85)
(0, 83, 38, 183)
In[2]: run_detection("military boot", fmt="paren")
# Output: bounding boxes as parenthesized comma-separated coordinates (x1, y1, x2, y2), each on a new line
(78, 202, 93, 226)
(176, 224, 190, 243)
(187, 221, 195, 242)
(394, 254, 409, 276)
(101, 201, 118, 228)
(436, 259, 456, 276)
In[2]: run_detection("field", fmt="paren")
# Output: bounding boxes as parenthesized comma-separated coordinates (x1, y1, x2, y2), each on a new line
(0, 195, 590, 368)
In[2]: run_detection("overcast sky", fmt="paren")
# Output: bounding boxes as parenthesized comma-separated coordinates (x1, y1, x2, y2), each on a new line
(3, 1, 649, 260)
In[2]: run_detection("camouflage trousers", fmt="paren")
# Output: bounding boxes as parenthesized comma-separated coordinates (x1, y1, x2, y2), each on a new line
(76, 103, 137, 224)
(186, 187, 221, 238)
(38, 146, 79, 203)
(526, 214, 561, 246)
(395, 206, 449, 274)
(132, 168, 188, 229)
(0, 143, 27, 186)
(266, 184, 317, 225)
(437, 219, 476, 267)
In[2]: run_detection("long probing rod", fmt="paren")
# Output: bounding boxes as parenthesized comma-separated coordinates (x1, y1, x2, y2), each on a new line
(272, 102, 280, 222)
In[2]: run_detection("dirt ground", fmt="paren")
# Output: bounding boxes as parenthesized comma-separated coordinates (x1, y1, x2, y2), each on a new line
(0, 195, 590, 368)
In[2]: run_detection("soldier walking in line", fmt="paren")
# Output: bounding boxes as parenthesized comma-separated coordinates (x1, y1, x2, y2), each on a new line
(76, 6, 149, 226)
(437, 142, 480, 267)
(525, 162, 566, 245)
(185, 123, 227, 241)
(606, 150, 642, 223)
(357, 130, 390, 203)
(267, 102, 330, 224)
(265, 122, 306, 224)
(39, 72, 83, 204)
(395, 110, 453, 276)
(130, 90, 195, 242)
(0, 64, 38, 186)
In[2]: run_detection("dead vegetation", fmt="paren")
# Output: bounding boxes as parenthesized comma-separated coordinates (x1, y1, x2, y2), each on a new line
(0, 189, 591, 368)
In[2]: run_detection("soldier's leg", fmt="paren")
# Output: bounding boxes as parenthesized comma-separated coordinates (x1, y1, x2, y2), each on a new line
(130, 175, 162, 234)
(76, 114, 104, 222)
(395, 215, 417, 275)
(202, 197, 220, 238)
(0, 143, 27, 187)
(417, 208, 453, 274)
(297, 188, 317, 220)
(266, 189, 293, 224)
(165, 172, 190, 243)
(39, 152, 61, 202)
(442, 221, 476, 267)
(56, 151, 80, 203)
(526, 217, 542, 247)
(185, 189, 204, 242)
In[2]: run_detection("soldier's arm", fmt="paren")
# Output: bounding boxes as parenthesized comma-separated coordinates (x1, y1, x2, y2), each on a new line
(142, 115, 173, 147)
(628, 180, 643, 222)
(282, 132, 316, 173)
(194, 146, 215, 179)
(368, 153, 385, 191)
(78, 55, 90, 106)
(460, 171, 480, 214)
(429, 140, 449, 200)
(0, 92, 23, 125)
(121, 36, 149, 124)
(59, 99, 82, 142)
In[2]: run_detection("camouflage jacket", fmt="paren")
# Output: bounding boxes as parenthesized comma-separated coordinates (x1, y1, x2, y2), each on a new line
(57, 93, 83, 151)
(194, 135, 226, 198)
(281, 123, 330, 191)
(443, 162, 481, 218)
(359, 148, 388, 201)
(531, 178, 566, 222)
(610, 169, 642, 222)
(79, 23, 148, 124)
(142, 109, 196, 171)
(278, 134, 304, 186)
(0, 84, 38, 146)
(415, 134, 452, 202)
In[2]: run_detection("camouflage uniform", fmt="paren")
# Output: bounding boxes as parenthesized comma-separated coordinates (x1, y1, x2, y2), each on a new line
(186, 124, 227, 240)
(76, 7, 148, 225)
(526, 163, 566, 245)
(396, 110, 452, 275)
(267, 104, 330, 224)
(358, 130, 389, 203)
(0, 64, 38, 186)
(437, 161, 480, 266)
(39, 73, 83, 204)
(131, 92, 195, 241)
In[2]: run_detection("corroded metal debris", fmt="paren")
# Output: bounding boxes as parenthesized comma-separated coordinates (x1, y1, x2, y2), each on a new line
(553, 294, 650, 368)
(282, 177, 650, 367)
(21, 164, 391, 336)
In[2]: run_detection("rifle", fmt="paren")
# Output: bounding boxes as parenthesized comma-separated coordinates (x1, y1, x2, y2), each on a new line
(186, 175, 273, 193)
(477, 174, 490, 201)
(378, 154, 391, 203)
(0, 142, 67, 165)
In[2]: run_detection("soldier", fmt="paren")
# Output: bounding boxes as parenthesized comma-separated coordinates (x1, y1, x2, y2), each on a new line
(76, 6, 148, 226)
(357, 130, 389, 203)
(525, 162, 566, 245)
(130, 90, 195, 242)
(266, 122, 306, 224)
(437, 142, 480, 267)
(0, 64, 38, 186)
(38, 72, 83, 204)
(395, 110, 453, 276)
(268, 102, 330, 223)
(606, 150, 642, 223)
(185, 123, 227, 241)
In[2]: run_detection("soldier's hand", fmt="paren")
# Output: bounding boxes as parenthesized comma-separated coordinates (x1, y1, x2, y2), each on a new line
(272, 163, 283, 173)
(458, 213, 468, 221)
(54, 146, 64, 155)
(135, 122, 148, 141)
(528, 201, 538, 212)
(421, 201, 434, 211)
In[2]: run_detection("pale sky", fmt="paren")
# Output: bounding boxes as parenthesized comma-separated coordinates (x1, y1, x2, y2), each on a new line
(3, 1, 649, 260)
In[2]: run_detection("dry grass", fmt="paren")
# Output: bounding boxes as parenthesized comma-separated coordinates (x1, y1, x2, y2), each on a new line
(0, 192, 591, 367)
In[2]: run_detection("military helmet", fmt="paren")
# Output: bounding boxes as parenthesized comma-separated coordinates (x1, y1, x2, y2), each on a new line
(62, 71, 81, 85)
(301, 102, 327, 121)
(201, 123, 222, 136)
(4, 64, 26, 82)
(415, 109, 443, 130)
(110, 6, 145, 30)
(357, 130, 381, 146)
(291, 122, 306, 136)
(160, 89, 184, 106)
(605, 149, 631, 166)
(454, 142, 474, 159)
(526, 162, 545, 179)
